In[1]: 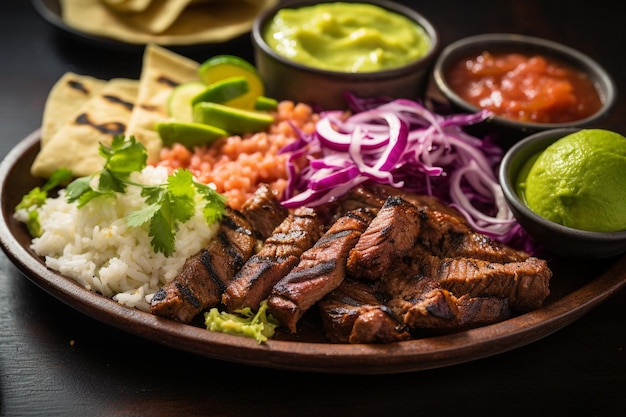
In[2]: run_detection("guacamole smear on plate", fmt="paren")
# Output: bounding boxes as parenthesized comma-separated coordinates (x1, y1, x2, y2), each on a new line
(204, 300, 279, 343)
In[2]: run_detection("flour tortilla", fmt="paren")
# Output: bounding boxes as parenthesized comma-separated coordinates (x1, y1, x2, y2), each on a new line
(31, 78, 139, 178)
(60, 0, 278, 45)
(101, 0, 153, 13)
(41, 72, 107, 147)
(124, 44, 199, 164)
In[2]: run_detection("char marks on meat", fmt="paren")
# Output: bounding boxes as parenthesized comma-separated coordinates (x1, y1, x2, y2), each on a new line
(152, 182, 552, 343)
(150, 185, 287, 323)
(240, 183, 289, 240)
(378, 264, 511, 331)
(411, 195, 529, 263)
(268, 207, 378, 332)
(318, 279, 411, 344)
(412, 249, 551, 312)
(346, 196, 422, 280)
(222, 207, 322, 312)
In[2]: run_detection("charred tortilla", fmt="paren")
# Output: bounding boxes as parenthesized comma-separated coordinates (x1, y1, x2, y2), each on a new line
(41, 72, 107, 147)
(124, 43, 199, 164)
(31, 78, 138, 178)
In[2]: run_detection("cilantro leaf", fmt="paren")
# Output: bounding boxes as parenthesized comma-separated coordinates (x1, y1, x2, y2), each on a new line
(60, 135, 226, 256)
(148, 210, 176, 256)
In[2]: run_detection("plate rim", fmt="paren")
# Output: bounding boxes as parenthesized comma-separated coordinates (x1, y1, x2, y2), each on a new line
(2, 129, 626, 374)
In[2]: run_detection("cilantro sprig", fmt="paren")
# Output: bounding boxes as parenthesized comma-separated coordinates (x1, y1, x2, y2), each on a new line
(64, 135, 226, 256)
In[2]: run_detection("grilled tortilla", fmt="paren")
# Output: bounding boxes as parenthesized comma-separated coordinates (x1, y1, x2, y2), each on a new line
(59, 0, 278, 45)
(31, 78, 138, 178)
(41, 72, 107, 147)
(124, 43, 199, 164)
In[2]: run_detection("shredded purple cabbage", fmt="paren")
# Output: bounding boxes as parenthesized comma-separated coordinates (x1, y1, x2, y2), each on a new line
(280, 94, 532, 248)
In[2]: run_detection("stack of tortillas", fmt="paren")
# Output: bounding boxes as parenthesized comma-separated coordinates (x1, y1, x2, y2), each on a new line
(59, 0, 278, 45)
(31, 44, 201, 178)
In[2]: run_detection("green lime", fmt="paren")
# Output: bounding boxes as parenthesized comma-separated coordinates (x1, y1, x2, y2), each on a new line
(193, 102, 274, 135)
(156, 120, 229, 149)
(522, 129, 626, 232)
(191, 76, 250, 107)
(167, 81, 206, 122)
(197, 55, 264, 110)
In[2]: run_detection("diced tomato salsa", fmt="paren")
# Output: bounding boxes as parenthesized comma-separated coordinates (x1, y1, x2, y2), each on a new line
(446, 52, 603, 124)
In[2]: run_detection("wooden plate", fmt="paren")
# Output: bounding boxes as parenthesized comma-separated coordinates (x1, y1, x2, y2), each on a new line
(2, 130, 625, 374)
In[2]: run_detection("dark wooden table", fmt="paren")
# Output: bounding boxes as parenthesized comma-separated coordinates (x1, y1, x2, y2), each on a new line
(1, 1, 625, 416)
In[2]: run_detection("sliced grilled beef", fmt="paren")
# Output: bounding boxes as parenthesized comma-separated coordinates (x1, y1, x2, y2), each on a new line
(346, 195, 421, 280)
(150, 208, 259, 322)
(412, 196, 529, 263)
(412, 250, 551, 312)
(150, 186, 288, 323)
(337, 184, 388, 213)
(240, 183, 289, 240)
(222, 207, 322, 312)
(378, 265, 511, 331)
(454, 294, 511, 329)
(268, 207, 378, 332)
(318, 279, 411, 344)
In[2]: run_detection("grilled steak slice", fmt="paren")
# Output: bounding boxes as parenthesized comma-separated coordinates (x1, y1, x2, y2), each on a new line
(379, 269, 459, 330)
(240, 183, 289, 240)
(346, 195, 421, 280)
(318, 279, 410, 344)
(413, 250, 551, 312)
(222, 207, 322, 312)
(378, 265, 511, 331)
(268, 208, 378, 332)
(412, 197, 529, 263)
(337, 184, 388, 213)
(150, 208, 259, 322)
(454, 294, 511, 329)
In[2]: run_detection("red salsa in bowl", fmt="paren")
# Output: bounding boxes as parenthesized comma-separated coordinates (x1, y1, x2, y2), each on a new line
(432, 34, 616, 140)
(446, 51, 603, 124)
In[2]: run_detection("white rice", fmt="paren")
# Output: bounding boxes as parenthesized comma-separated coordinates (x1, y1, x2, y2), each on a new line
(14, 166, 219, 311)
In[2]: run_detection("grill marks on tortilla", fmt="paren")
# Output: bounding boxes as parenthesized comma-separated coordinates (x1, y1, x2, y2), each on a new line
(157, 75, 179, 88)
(31, 77, 139, 178)
(75, 113, 127, 136)
(73, 94, 134, 136)
(67, 79, 92, 95)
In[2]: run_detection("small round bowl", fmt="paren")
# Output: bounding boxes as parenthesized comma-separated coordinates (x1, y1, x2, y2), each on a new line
(433, 33, 616, 142)
(252, 0, 439, 110)
(499, 128, 626, 259)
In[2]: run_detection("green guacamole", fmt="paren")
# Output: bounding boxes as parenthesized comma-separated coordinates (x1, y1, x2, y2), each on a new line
(263, 2, 431, 73)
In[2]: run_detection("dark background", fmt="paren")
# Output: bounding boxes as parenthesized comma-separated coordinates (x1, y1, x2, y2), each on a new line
(1, 1, 625, 416)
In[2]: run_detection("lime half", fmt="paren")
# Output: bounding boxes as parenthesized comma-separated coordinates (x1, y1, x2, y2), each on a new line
(198, 55, 264, 110)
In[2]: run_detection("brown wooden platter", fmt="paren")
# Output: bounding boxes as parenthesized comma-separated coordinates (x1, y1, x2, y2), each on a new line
(2, 129, 625, 374)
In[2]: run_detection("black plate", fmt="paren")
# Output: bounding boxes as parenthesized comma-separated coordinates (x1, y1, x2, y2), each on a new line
(2, 130, 626, 374)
